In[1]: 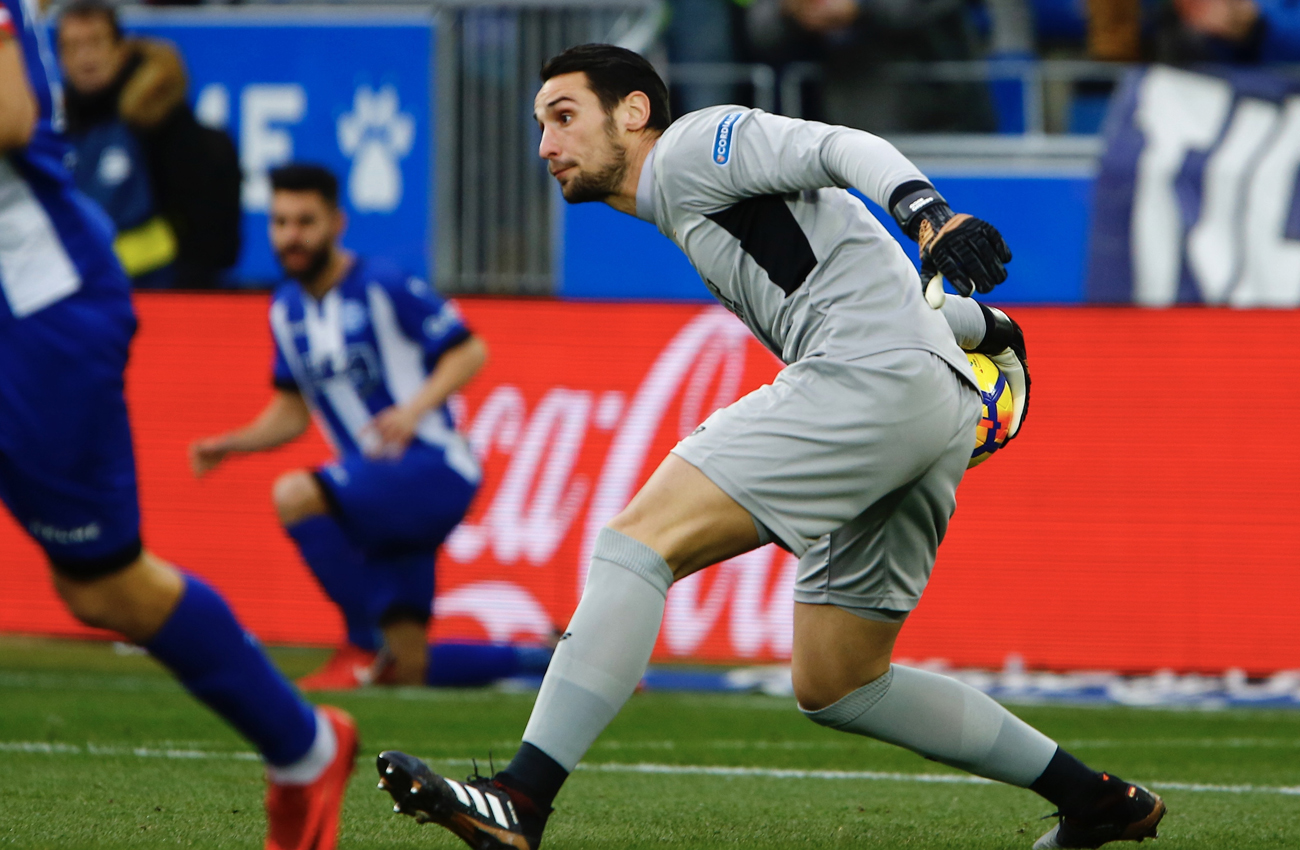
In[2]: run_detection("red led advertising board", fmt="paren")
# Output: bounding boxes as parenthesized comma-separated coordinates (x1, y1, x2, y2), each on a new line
(0, 294, 1297, 673)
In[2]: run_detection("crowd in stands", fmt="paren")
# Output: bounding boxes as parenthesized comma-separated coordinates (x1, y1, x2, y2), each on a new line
(665, 0, 1300, 130)
(41, 0, 1300, 287)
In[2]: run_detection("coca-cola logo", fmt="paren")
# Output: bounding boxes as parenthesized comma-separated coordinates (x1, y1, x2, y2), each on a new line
(438, 307, 795, 659)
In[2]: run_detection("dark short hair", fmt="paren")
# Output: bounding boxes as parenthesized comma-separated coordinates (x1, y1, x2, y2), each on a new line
(540, 44, 671, 132)
(269, 164, 340, 207)
(59, 0, 123, 42)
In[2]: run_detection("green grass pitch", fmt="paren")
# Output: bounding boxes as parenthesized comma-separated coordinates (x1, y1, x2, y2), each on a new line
(1, 637, 1297, 849)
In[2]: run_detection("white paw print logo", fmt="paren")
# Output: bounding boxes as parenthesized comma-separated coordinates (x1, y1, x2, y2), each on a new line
(337, 85, 415, 213)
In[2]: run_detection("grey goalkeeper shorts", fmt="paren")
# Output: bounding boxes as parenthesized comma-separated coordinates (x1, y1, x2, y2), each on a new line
(671, 348, 981, 615)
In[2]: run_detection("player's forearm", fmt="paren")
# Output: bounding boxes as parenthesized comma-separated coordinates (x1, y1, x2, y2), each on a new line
(940, 295, 988, 350)
(818, 126, 929, 210)
(0, 38, 37, 152)
(403, 335, 487, 417)
(222, 392, 311, 453)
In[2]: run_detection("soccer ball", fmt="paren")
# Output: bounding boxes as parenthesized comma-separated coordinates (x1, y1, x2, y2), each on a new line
(967, 352, 1013, 468)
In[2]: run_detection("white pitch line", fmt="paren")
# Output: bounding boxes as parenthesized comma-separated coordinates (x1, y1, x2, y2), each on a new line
(573, 762, 1300, 797)
(0, 741, 259, 761)
(579, 762, 992, 785)
(2, 742, 1297, 797)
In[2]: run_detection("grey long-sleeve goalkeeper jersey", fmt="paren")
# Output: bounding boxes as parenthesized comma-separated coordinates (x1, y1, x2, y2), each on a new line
(633, 105, 976, 389)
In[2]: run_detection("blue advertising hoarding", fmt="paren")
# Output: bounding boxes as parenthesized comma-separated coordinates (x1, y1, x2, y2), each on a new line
(561, 172, 1095, 304)
(122, 9, 433, 284)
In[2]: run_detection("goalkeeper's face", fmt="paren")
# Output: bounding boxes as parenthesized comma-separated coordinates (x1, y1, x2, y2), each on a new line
(535, 72, 630, 204)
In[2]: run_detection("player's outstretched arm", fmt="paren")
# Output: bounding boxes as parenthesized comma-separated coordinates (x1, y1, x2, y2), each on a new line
(0, 15, 37, 152)
(189, 390, 312, 477)
(697, 112, 1011, 296)
(366, 335, 487, 457)
(695, 110, 929, 211)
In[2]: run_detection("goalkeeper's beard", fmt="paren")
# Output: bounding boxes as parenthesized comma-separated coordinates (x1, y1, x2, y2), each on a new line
(559, 120, 629, 205)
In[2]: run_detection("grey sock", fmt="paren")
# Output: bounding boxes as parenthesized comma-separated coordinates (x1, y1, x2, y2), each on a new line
(520, 528, 673, 771)
(802, 665, 1057, 787)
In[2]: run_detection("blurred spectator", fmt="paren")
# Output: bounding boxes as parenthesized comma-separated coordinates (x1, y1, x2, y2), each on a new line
(58, 0, 241, 288)
(1159, 0, 1300, 61)
(1087, 0, 1142, 59)
(747, 0, 997, 133)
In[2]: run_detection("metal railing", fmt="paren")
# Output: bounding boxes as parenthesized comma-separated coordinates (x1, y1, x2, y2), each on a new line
(669, 59, 1133, 135)
(432, 0, 663, 295)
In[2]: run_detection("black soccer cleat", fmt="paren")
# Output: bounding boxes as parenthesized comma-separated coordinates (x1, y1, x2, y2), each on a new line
(377, 750, 547, 850)
(1033, 774, 1166, 849)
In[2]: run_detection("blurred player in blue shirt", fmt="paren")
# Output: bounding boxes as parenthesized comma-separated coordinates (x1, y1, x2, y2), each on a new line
(191, 164, 548, 690)
(0, 4, 354, 847)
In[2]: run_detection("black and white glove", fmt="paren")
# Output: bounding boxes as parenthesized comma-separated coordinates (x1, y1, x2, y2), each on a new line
(973, 303, 1030, 444)
(890, 184, 1012, 297)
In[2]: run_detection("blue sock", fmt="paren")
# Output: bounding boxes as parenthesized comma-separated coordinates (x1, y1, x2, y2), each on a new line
(427, 641, 553, 687)
(146, 575, 317, 767)
(289, 515, 383, 652)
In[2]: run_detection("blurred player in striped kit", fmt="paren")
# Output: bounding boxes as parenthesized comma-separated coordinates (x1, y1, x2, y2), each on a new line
(191, 164, 552, 691)
(0, 4, 352, 848)
(375, 45, 1166, 850)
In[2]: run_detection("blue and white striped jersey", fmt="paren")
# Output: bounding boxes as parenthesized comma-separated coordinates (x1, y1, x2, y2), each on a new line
(0, 0, 128, 325)
(270, 256, 480, 483)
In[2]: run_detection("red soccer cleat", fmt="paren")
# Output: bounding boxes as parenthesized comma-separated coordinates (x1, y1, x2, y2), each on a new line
(265, 706, 358, 850)
(297, 645, 386, 691)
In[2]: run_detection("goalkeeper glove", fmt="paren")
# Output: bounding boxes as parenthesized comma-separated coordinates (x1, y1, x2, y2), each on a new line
(890, 184, 1012, 297)
(972, 303, 1030, 444)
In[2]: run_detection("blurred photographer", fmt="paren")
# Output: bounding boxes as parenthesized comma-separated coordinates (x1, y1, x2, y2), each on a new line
(58, 0, 240, 288)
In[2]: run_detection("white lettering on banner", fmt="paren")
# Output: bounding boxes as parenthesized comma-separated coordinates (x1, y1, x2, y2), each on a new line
(1129, 67, 1300, 305)
(663, 548, 796, 659)
(436, 580, 555, 643)
(440, 307, 799, 659)
(1132, 67, 1233, 306)
(446, 388, 593, 565)
(241, 84, 307, 211)
(195, 83, 231, 130)
(1187, 98, 1278, 302)
(729, 550, 797, 658)
(1235, 97, 1300, 306)
(579, 309, 755, 592)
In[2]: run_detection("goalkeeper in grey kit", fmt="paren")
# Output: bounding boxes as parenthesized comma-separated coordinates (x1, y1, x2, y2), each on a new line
(376, 44, 1165, 850)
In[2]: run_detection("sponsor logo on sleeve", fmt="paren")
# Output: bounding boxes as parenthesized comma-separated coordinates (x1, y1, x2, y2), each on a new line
(712, 112, 742, 166)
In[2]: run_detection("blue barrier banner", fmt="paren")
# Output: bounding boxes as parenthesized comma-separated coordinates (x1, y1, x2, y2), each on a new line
(562, 173, 1092, 304)
(1088, 65, 1300, 306)
(124, 10, 433, 284)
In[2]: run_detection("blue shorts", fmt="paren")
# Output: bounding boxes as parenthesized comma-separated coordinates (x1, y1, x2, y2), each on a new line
(0, 290, 142, 575)
(314, 442, 477, 556)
